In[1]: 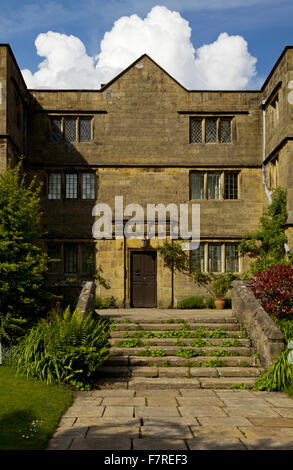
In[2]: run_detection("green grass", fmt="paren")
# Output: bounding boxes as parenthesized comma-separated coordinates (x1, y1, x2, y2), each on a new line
(0, 365, 73, 450)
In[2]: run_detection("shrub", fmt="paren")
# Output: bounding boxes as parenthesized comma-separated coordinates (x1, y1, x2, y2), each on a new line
(205, 297, 215, 309)
(0, 163, 55, 343)
(10, 307, 110, 390)
(248, 264, 293, 319)
(95, 295, 115, 309)
(178, 296, 205, 309)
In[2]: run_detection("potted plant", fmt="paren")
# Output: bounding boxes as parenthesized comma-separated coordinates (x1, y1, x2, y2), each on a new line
(211, 274, 235, 309)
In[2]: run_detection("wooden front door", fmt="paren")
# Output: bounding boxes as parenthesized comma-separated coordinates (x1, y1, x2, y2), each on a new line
(131, 251, 157, 307)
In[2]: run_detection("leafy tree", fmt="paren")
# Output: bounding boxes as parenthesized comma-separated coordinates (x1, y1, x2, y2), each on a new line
(238, 187, 293, 275)
(0, 162, 54, 344)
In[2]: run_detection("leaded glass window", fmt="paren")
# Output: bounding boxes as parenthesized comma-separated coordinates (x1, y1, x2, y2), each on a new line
(220, 118, 232, 143)
(48, 173, 61, 200)
(190, 118, 202, 143)
(80, 119, 92, 142)
(82, 173, 95, 199)
(190, 245, 204, 272)
(225, 244, 239, 272)
(64, 244, 78, 274)
(190, 172, 204, 199)
(81, 244, 95, 273)
(208, 244, 222, 273)
(224, 173, 238, 199)
(47, 244, 62, 273)
(205, 118, 217, 143)
(51, 119, 62, 142)
(207, 173, 221, 199)
(65, 173, 78, 199)
(64, 119, 76, 142)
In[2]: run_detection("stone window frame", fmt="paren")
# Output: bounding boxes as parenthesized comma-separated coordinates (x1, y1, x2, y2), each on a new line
(190, 241, 241, 274)
(190, 116, 233, 144)
(49, 115, 93, 143)
(46, 241, 96, 275)
(189, 170, 240, 200)
(46, 170, 96, 201)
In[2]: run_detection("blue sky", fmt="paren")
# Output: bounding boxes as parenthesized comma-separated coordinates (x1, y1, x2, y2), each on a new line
(1, 0, 292, 89)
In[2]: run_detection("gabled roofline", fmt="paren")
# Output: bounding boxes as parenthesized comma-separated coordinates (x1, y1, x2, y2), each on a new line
(100, 53, 188, 92)
(261, 46, 293, 92)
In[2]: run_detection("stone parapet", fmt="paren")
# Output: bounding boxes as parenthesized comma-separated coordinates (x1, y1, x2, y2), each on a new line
(75, 281, 96, 319)
(231, 280, 285, 369)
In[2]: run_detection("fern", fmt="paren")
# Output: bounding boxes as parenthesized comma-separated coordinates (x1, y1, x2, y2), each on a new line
(11, 308, 110, 390)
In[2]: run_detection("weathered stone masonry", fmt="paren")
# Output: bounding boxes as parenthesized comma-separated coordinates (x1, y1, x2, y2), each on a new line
(0, 44, 292, 307)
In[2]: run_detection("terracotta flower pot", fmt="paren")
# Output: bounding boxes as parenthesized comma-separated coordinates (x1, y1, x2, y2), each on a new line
(214, 298, 225, 310)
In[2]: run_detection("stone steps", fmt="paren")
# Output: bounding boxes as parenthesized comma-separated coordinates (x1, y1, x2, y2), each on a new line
(96, 310, 261, 390)
(109, 337, 250, 346)
(111, 322, 240, 331)
(109, 345, 252, 356)
(104, 355, 259, 367)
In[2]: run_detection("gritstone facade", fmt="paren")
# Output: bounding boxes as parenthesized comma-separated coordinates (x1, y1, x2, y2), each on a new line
(1, 44, 293, 307)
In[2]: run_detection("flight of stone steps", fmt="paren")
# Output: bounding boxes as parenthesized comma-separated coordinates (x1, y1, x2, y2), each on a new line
(94, 310, 264, 390)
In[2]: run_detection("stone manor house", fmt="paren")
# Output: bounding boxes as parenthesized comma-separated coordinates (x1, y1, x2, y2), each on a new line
(1, 44, 293, 308)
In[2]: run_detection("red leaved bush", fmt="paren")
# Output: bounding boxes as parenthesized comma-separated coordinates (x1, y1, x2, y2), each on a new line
(248, 264, 293, 319)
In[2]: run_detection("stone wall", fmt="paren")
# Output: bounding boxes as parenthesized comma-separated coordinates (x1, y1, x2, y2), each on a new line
(231, 280, 285, 369)
(75, 281, 96, 319)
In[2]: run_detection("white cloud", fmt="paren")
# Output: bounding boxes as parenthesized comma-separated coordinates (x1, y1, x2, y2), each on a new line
(22, 5, 258, 90)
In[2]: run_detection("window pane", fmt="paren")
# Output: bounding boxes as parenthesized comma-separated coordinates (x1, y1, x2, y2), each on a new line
(208, 173, 221, 199)
(64, 119, 76, 142)
(224, 173, 238, 199)
(80, 119, 92, 142)
(205, 118, 217, 143)
(81, 244, 95, 273)
(225, 244, 239, 272)
(190, 173, 204, 199)
(82, 173, 95, 199)
(208, 244, 221, 273)
(48, 173, 61, 200)
(190, 118, 202, 143)
(51, 119, 62, 142)
(220, 119, 232, 143)
(190, 245, 204, 272)
(47, 244, 62, 273)
(64, 244, 78, 274)
(65, 174, 78, 199)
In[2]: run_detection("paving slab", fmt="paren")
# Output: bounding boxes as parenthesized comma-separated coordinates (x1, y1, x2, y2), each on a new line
(91, 389, 135, 397)
(46, 438, 73, 450)
(263, 397, 293, 408)
(219, 398, 271, 408)
(74, 417, 141, 426)
(143, 417, 199, 426)
(135, 406, 180, 418)
(141, 425, 193, 439)
(176, 397, 225, 407)
(225, 407, 281, 417)
(62, 406, 105, 418)
(103, 406, 134, 417)
(146, 397, 178, 407)
(69, 437, 132, 450)
(179, 389, 217, 397)
(133, 438, 188, 450)
(239, 426, 293, 440)
(179, 406, 227, 417)
(87, 425, 140, 438)
(274, 408, 293, 418)
(197, 416, 252, 427)
(248, 417, 293, 427)
(242, 439, 293, 450)
(53, 426, 88, 438)
(102, 397, 145, 406)
(187, 438, 246, 450)
(190, 425, 244, 439)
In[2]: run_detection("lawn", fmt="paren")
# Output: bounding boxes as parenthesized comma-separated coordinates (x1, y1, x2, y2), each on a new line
(0, 365, 74, 450)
